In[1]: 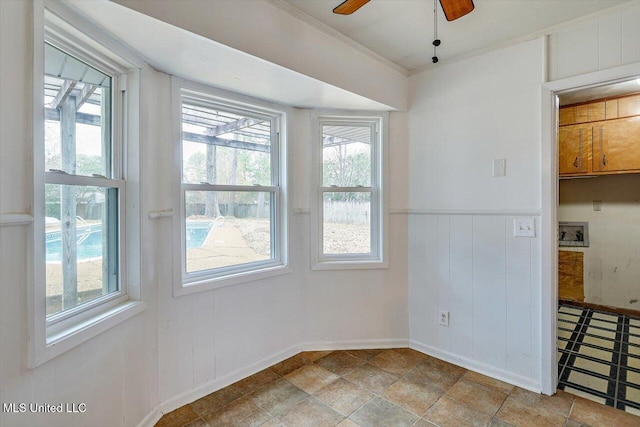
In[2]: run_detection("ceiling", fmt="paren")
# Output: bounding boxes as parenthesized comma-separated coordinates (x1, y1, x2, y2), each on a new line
(280, 0, 634, 72)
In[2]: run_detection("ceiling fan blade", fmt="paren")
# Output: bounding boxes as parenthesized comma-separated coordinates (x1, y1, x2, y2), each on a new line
(333, 0, 370, 15)
(439, 0, 474, 21)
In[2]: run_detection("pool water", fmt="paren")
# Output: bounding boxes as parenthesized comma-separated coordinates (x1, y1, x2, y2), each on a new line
(46, 221, 213, 262)
(185, 221, 214, 249)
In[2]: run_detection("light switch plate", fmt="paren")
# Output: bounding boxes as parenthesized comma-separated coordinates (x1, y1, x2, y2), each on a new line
(514, 218, 535, 237)
(492, 159, 506, 177)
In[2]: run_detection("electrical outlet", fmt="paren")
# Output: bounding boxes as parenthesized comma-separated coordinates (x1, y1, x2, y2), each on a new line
(439, 310, 449, 327)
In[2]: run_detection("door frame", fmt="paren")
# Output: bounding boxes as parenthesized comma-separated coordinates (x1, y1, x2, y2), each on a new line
(540, 62, 640, 395)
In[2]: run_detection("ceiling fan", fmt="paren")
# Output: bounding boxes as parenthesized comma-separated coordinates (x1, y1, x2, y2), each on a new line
(333, 0, 475, 21)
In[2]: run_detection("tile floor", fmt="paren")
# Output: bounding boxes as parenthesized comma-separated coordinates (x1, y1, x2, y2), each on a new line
(558, 302, 640, 416)
(156, 347, 640, 427)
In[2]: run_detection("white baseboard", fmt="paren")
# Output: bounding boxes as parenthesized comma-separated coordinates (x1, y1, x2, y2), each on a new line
(409, 340, 542, 393)
(137, 344, 301, 427)
(302, 338, 409, 351)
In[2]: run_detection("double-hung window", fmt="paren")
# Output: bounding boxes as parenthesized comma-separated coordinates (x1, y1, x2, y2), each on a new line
(174, 83, 287, 294)
(43, 43, 123, 319)
(312, 115, 387, 268)
(31, 5, 143, 367)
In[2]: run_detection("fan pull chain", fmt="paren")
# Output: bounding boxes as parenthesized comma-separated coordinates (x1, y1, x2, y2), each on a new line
(432, 0, 440, 63)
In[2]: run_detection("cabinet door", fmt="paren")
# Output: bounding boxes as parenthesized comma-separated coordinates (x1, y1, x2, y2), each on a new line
(559, 124, 591, 175)
(592, 116, 640, 173)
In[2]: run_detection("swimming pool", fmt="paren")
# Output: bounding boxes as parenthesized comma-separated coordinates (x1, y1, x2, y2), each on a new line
(46, 221, 213, 262)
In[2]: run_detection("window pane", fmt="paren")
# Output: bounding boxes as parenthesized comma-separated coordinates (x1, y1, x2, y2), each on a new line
(44, 44, 112, 177)
(182, 103, 271, 186)
(323, 125, 371, 187)
(185, 191, 273, 273)
(45, 184, 119, 317)
(323, 192, 371, 255)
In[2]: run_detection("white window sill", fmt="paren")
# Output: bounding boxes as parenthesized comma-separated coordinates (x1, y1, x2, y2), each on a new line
(32, 300, 146, 368)
(311, 259, 388, 271)
(175, 264, 292, 296)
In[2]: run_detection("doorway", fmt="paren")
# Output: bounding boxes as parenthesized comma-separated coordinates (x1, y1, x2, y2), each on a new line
(552, 78, 640, 414)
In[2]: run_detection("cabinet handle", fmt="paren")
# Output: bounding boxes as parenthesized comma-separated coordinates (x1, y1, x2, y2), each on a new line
(574, 157, 579, 168)
(603, 154, 607, 166)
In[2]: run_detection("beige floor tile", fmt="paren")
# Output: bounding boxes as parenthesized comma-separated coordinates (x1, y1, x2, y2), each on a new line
(343, 364, 399, 395)
(156, 405, 200, 427)
(630, 319, 640, 328)
(572, 356, 613, 376)
(299, 351, 333, 364)
(414, 418, 438, 427)
(314, 378, 374, 417)
(562, 386, 607, 404)
(566, 370, 609, 393)
(393, 348, 428, 360)
(285, 365, 339, 395)
(349, 397, 417, 427)
(445, 378, 508, 416)
(557, 340, 570, 351)
(202, 396, 271, 427)
(189, 383, 243, 416)
(315, 351, 366, 376)
(487, 418, 517, 427)
(261, 418, 286, 427)
(423, 396, 492, 427)
(404, 356, 465, 391)
(564, 419, 588, 427)
(280, 397, 344, 427)
(182, 418, 208, 427)
(337, 419, 361, 427)
(570, 396, 640, 427)
(369, 349, 423, 377)
(576, 345, 614, 363)
(271, 354, 308, 376)
(345, 349, 384, 362)
(510, 387, 574, 418)
(383, 379, 443, 416)
(233, 368, 280, 395)
(250, 378, 309, 417)
(494, 396, 566, 427)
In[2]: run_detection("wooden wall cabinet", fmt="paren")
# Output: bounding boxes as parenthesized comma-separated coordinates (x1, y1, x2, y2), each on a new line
(592, 116, 640, 173)
(559, 93, 640, 177)
(559, 124, 592, 175)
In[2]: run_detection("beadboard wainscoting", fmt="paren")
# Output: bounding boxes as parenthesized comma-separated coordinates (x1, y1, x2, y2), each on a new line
(408, 212, 542, 392)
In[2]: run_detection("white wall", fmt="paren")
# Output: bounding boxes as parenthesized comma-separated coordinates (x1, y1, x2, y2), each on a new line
(548, 3, 640, 80)
(559, 175, 640, 309)
(0, 2, 409, 426)
(407, 38, 545, 391)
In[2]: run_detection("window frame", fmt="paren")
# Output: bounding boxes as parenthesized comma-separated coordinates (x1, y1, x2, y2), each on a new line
(172, 78, 289, 296)
(30, 1, 145, 368)
(311, 112, 388, 270)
